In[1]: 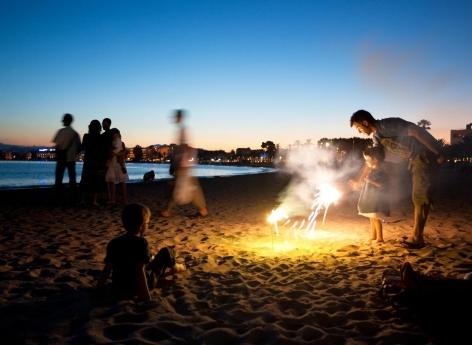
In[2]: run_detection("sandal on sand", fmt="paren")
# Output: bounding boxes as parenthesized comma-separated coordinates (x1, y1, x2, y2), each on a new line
(400, 240, 425, 249)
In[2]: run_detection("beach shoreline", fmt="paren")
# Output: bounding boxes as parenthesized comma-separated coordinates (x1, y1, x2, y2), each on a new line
(1, 170, 471, 344)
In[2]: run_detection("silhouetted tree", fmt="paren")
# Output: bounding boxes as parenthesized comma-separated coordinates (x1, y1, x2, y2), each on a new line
(133, 145, 143, 162)
(261, 141, 276, 162)
(417, 119, 431, 130)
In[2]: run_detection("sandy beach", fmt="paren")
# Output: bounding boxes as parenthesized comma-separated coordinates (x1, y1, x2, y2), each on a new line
(1, 170, 471, 344)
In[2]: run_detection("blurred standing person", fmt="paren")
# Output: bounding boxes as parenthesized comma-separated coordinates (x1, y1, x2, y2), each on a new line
(80, 120, 107, 206)
(53, 113, 81, 205)
(161, 109, 208, 217)
(101, 117, 114, 201)
(105, 128, 129, 204)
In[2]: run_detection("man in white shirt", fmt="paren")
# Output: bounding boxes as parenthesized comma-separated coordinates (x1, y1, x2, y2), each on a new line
(53, 113, 81, 204)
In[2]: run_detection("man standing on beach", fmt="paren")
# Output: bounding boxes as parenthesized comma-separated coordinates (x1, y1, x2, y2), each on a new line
(53, 113, 81, 204)
(350, 110, 444, 248)
(102, 117, 114, 202)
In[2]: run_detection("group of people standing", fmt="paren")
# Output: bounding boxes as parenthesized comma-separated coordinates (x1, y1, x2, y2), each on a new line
(53, 114, 128, 206)
(52, 110, 208, 216)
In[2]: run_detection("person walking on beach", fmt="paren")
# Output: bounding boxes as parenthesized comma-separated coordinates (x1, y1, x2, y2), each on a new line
(350, 110, 444, 249)
(161, 109, 208, 217)
(53, 113, 81, 204)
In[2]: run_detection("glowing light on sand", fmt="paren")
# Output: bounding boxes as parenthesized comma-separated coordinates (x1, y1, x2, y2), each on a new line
(267, 207, 288, 235)
(266, 183, 342, 250)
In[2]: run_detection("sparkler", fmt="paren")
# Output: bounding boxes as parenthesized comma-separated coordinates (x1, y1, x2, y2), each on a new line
(267, 183, 342, 246)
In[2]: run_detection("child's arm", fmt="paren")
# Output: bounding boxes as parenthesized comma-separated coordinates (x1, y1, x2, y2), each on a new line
(96, 263, 112, 288)
(349, 164, 369, 190)
(364, 177, 381, 188)
(136, 264, 151, 301)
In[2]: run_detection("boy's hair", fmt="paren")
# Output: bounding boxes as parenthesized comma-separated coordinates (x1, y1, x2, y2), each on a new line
(350, 110, 376, 127)
(363, 146, 385, 162)
(121, 203, 151, 234)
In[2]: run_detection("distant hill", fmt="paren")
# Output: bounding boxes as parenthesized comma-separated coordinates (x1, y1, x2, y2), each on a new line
(0, 143, 52, 153)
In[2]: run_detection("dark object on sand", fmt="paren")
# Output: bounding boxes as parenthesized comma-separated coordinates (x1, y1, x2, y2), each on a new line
(147, 247, 176, 287)
(380, 262, 472, 343)
(143, 170, 155, 182)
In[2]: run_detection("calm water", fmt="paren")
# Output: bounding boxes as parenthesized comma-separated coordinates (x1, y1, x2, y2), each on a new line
(0, 161, 274, 189)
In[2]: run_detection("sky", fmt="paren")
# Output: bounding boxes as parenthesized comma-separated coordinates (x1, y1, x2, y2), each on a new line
(0, 0, 471, 151)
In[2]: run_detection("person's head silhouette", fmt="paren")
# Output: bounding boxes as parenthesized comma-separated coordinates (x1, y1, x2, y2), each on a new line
(62, 113, 73, 126)
(102, 118, 112, 131)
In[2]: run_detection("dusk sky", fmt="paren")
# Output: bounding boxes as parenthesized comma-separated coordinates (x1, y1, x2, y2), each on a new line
(1, 0, 471, 151)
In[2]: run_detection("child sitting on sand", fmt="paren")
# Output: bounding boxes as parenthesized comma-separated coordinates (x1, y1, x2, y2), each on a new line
(350, 147, 390, 243)
(96, 203, 181, 300)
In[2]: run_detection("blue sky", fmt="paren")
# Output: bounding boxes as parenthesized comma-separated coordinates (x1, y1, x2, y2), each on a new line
(1, 0, 471, 150)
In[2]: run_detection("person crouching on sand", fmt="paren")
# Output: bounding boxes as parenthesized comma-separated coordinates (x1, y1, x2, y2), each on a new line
(350, 147, 390, 243)
(96, 203, 182, 301)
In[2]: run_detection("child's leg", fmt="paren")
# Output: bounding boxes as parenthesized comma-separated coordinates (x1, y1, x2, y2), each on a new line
(374, 218, 384, 242)
(369, 218, 376, 240)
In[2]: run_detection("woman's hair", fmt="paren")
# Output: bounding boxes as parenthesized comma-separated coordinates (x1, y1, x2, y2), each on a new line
(88, 120, 102, 135)
(363, 146, 385, 162)
(121, 203, 151, 234)
(110, 128, 121, 137)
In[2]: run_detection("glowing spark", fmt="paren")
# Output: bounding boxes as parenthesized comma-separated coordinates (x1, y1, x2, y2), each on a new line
(267, 208, 288, 224)
(265, 183, 342, 252)
(318, 183, 341, 207)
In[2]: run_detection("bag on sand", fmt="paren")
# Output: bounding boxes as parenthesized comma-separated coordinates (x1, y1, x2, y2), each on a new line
(147, 247, 176, 287)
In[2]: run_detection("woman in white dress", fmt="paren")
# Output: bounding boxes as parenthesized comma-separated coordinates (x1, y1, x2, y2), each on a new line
(105, 128, 128, 204)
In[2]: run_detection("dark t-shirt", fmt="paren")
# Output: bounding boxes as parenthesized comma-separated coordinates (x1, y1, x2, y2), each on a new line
(373, 118, 438, 160)
(101, 130, 113, 159)
(105, 234, 151, 298)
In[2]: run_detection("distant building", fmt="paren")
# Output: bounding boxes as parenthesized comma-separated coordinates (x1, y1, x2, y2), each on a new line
(451, 123, 472, 145)
(157, 145, 170, 160)
(36, 148, 56, 160)
(2, 151, 14, 160)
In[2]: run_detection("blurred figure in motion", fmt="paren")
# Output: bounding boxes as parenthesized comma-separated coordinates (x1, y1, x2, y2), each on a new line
(161, 109, 208, 217)
(53, 113, 81, 205)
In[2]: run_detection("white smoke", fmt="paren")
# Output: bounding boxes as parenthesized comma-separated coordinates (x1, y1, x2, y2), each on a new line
(276, 145, 361, 218)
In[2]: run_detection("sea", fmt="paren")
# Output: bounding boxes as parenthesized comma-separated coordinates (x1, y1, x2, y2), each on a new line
(0, 161, 274, 189)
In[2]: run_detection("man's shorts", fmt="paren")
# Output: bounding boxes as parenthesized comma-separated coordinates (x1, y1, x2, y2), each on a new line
(409, 153, 435, 206)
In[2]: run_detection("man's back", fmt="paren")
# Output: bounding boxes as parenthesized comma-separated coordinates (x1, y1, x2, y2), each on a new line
(54, 126, 81, 161)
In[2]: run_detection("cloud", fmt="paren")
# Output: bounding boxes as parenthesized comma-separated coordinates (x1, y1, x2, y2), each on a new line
(355, 40, 472, 142)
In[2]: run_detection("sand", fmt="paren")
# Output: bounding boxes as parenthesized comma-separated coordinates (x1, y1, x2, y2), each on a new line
(0, 170, 471, 344)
